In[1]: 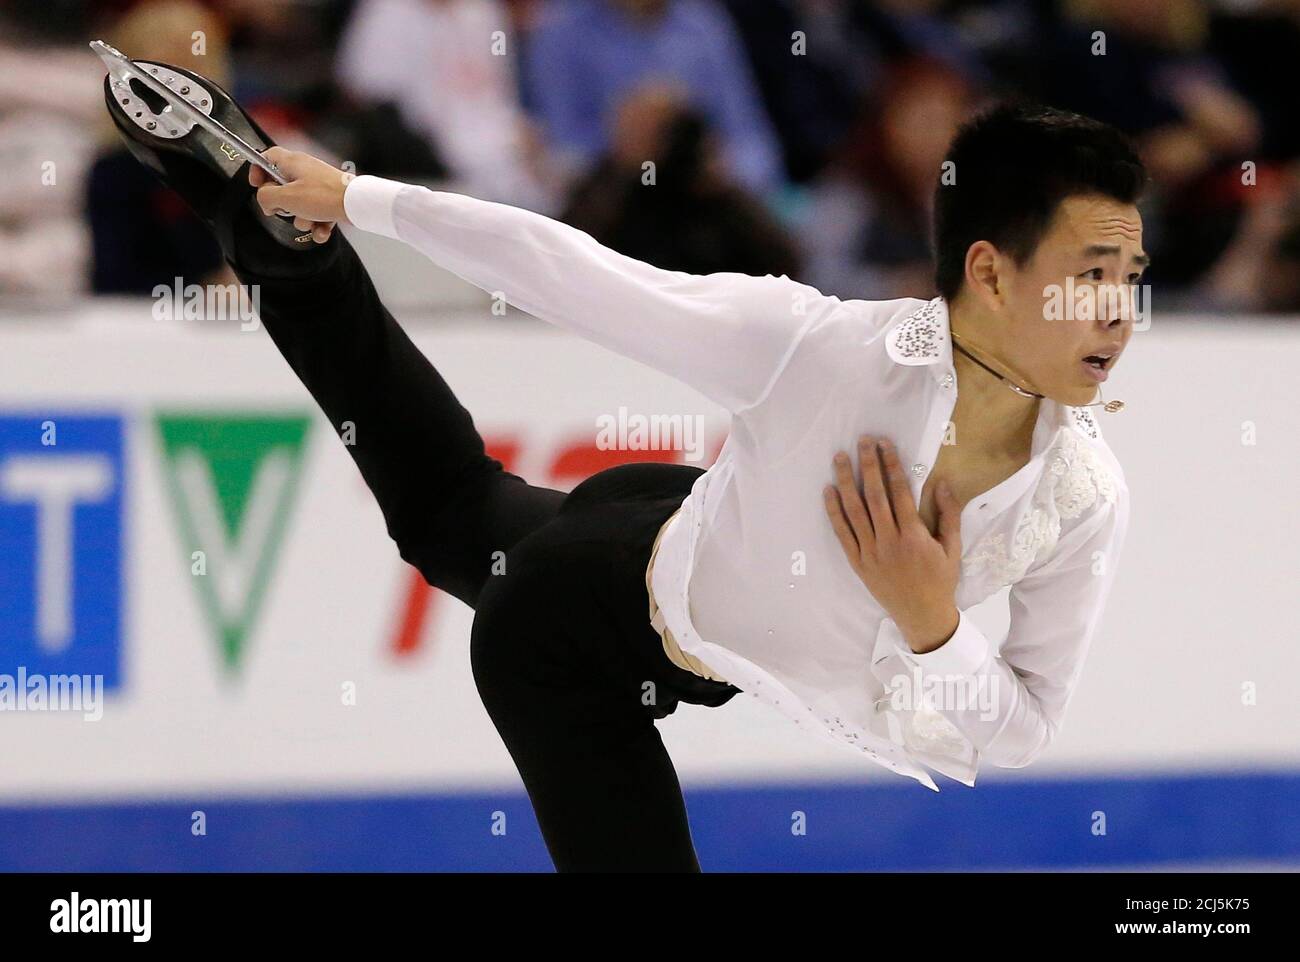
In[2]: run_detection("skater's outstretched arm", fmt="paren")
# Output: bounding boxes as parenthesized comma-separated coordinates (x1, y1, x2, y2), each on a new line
(250, 147, 836, 415)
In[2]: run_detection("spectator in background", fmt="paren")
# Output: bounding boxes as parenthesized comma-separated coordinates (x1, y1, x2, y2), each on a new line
(560, 84, 802, 278)
(841, 0, 991, 83)
(798, 56, 973, 301)
(523, 0, 785, 196)
(716, 0, 868, 184)
(86, 0, 371, 295)
(1197, 160, 1300, 314)
(85, 0, 233, 295)
(1030, 0, 1261, 292)
(1036, 0, 1258, 190)
(928, 0, 1052, 88)
(93, 0, 358, 102)
(337, 0, 556, 210)
(297, 93, 451, 184)
(212, 0, 356, 105)
(1197, 0, 1300, 312)
(1207, 0, 1300, 165)
(0, 5, 103, 297)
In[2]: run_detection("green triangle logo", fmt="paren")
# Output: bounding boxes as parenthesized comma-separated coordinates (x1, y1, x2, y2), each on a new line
(155, 413, 311, 674)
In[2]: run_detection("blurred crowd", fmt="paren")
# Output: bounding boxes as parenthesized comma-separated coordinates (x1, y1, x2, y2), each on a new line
(2, 0, 1300, 312)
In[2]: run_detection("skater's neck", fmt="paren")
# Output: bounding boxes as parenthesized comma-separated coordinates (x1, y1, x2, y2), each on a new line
(947, 300, 1041, 460)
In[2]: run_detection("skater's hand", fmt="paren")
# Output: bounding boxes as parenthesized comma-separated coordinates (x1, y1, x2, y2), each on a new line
(823, 436, 961, 654)
(250, 146, 352, 243)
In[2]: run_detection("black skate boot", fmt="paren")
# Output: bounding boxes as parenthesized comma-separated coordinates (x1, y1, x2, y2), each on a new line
(93, 40, 338, 278)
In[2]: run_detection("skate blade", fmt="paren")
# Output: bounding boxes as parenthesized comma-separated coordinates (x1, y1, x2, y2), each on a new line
(90, 40, 287, 185)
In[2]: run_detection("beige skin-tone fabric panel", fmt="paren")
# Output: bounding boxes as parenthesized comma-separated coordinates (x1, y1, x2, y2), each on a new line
(646, 509, 730, 684)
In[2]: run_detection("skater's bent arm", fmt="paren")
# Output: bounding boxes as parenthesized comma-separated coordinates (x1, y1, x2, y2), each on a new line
(252, 147, 831, 414)
(883, 490, 1130, 768)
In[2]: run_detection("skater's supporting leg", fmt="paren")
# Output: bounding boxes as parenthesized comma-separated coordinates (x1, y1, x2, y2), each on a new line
(470, 527, 707, 872)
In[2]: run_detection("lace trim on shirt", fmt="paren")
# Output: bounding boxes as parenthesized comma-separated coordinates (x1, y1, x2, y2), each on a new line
(960, 426, 1118, 586)
(903, 701, 973, 756)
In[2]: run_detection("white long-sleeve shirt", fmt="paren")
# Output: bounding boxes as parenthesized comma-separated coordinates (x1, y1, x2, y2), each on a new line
(343, 174, 1132, 791)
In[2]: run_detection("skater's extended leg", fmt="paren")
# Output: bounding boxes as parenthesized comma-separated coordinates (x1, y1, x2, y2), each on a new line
(225, 206, 563, 606)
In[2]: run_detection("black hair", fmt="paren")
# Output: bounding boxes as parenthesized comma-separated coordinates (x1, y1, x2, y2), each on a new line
(933, 102, 1147, 300)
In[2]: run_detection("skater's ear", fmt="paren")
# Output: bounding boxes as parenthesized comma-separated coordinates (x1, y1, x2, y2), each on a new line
(962, 239, 1007, 310)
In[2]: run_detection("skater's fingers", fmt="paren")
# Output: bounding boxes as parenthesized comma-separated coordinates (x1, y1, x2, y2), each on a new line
(856, 436, 895, 540)
(255, 183, 291, 217)
(253, 158, 348, 223)
(293, 216, 314, 231)
(252, 147, 296, 187)
(823, 486, 861, 562)
(311, 223, 334, 244)
(261, 146, 324, 185)
(876, 438, 916, 528)
(260, 145, 292, 171)
(832, 451, 873, 544)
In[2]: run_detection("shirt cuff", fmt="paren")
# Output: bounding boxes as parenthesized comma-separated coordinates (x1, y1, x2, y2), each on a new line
(897, 609, 992, 678)
(342, 174, 407, 241)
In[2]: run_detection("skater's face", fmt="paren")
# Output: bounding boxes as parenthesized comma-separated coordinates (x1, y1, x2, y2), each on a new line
(965, 194, 1145, 408)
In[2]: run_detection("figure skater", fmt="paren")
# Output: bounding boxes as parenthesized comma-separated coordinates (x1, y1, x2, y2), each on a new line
(104, 59, 1140, 871)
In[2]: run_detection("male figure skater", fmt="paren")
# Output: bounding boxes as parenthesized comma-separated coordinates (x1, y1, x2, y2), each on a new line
(108, 71, 1140, 871)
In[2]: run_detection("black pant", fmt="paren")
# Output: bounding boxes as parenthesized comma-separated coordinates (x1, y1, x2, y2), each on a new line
(234, 234, 741, 871)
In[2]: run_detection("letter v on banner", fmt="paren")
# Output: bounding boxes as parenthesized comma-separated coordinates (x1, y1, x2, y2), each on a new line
(155, 414, 310, 674)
